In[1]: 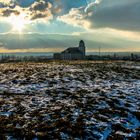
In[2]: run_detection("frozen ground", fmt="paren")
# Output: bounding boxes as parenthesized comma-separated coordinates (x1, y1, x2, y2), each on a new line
(0, 61, 140, 140)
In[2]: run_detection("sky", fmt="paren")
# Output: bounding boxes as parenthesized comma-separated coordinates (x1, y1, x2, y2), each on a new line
(0, 0, 140, 53)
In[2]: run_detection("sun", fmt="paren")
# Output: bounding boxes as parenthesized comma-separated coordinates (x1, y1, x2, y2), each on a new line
(8, 13, 30, 33)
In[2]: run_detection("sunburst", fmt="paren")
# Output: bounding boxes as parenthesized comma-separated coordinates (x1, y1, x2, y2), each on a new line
(8, 13, 30, 33)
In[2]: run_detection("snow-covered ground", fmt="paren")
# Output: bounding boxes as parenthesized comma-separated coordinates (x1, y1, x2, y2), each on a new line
(0, 61, 139, 139)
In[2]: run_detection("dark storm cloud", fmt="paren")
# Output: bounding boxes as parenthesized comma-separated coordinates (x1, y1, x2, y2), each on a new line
(29, 0, 53, 20)
(0, 0, 87, 16)
(31, 13, 47, 20)
(30, 0, 50, 11)
(0, 0, 53, 20)
(29, 0, 86, 19)
(87, 0, 140, 31)
(58, 0, 140, 31)
(0, 32, 140, 52)
(0, 0, 140, 31)
(2, 8, 20, 17)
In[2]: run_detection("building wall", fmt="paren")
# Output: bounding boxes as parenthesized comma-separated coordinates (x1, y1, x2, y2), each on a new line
(61, 52, 84, 60)
(71, 54, 84, 60)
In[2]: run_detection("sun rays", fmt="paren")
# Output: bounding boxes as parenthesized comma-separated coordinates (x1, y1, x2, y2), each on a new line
(7, 13, 30, 33)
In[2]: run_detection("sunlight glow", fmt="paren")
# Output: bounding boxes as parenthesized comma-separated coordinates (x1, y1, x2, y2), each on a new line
(8, 13, 30, 33)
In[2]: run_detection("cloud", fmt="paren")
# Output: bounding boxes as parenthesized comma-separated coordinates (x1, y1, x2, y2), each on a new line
(0, 0, 53, 22)
(58, 7, 92, 29)
(57, 0, 101, 29)
(0, 0, 87, 19)
(0, 42, 4, 46)
(29, 0, 53, 21)
(0, 0, 88, 23)
(30, 12, 52, 21)
(0, 0, 11, 4)
(1, 8, 20, 17)
(30, 0, 51, 11)
(85, 0, 101, 12)
(57, 0, 140, 32)
(0, 0, 140, 32)
(0, 0, 139, 53)
(88, 0, 140, 31)
(0, 29, 140, 52)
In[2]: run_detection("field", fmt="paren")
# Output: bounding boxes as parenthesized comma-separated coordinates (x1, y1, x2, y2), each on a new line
(0, 61, 140, 139)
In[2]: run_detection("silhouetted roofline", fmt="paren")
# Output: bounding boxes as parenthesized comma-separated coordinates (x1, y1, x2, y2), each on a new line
(62, 47, 83, 54)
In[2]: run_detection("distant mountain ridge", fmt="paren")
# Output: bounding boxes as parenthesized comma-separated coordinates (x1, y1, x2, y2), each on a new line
(0, 33, 140, 53)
